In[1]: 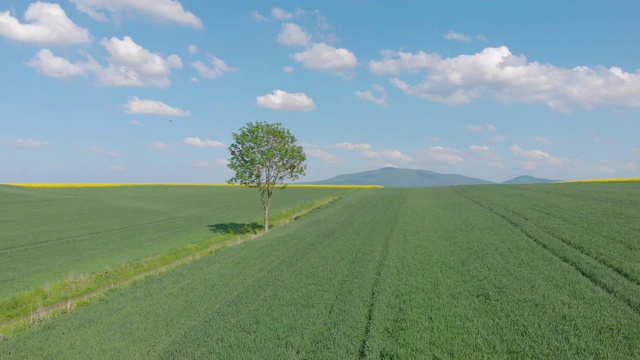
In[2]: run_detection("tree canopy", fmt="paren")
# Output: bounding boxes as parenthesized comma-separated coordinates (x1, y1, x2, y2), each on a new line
(227, 122, 307, 232)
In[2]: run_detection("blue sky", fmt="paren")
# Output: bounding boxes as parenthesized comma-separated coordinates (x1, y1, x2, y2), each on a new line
(1, 0, 639, 183)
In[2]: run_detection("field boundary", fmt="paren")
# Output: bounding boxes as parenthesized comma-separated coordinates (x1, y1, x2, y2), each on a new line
(0, 192, 349, 339)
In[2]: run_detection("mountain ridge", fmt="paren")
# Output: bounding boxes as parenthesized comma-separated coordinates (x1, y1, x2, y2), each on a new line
(307, 168, 559, 187)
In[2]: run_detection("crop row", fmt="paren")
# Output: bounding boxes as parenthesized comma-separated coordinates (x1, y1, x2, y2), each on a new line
(2, 185, 638, 358)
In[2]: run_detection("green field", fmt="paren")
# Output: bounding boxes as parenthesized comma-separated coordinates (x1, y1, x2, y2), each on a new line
(1, 184, 639, 358)
(0, 185, 344, 300)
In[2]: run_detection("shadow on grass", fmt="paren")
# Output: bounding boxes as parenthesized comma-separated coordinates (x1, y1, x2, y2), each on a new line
(208, 222, 263, 235)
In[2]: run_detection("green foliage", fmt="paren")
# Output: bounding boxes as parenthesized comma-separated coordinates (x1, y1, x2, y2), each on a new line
(2, 184, 639, 358)
(227, 122, 307, 231)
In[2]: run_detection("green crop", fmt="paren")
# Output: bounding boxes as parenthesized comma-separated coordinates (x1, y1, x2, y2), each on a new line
(0, 185, 343, 301)
(1, 184, 638, 358)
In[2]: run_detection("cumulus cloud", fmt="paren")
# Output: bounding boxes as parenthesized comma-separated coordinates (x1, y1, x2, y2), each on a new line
(183, 137, 225, 148)
(14, 138, 49, 148)
(89, 146, 119, 157)
(466, 124, 497, 132)
(469, 145, 490, 153)
(256, 89, 316, 111)
(70, 0, 203, 29)
(278, 23, 311, 46)
(151, 142, 172, 152)
(292, 42, 357, 76)
(355, 84, 388, 106)
(253, 7, 307, 22)
(27, 37, 182, 87)
(419, 146, 465, 164)
(191, 56, 237, 79)
(378, 46, 640, 111)
(511, 145, 566, 169)
(444, 31, 472, 42)
(98, 36, 182, 87)
(188, 45, 198, 55)
(0, 2, 91, 45)
(362, 150, 413, 164)
(124, 97, 191, 116)
(335, 142, 372, 151)
(27, 49, 92, 77)
(369, 49, 439, 75)
(305, 148, 340, 163)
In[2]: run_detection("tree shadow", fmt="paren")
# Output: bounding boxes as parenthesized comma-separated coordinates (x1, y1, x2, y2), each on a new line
(208, 222, 263, 235)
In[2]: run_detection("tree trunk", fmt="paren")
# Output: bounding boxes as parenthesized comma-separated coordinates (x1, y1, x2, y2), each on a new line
(264, 204, 269, 233)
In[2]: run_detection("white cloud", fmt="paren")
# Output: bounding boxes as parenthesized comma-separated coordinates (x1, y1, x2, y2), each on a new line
(369, 49, 439, 75)
(70, 0, 203, 29)
(98, 36, 182, 87)
(444, 31, 472, 42)
(283, 66, 294, 73)
(253, 7, 307, 22)
(14, 138, 49, 148)
(188, 45, 198, 55)
(292, 42, 357, 76)
(335, 142, 372, 151)
(271, 7, 294, 20)
(251, 11, 269, 22)
(256, 89, 316, 111)
(183, 137, 225, 148)
(511, 145, 566, 169)
(191, 56, 237, 79)
(215, 158, 229, 166)
(0, 2, 91, 45)
(109, 165, 126, 171)
(383, 46, 640, 111)
(27, 37, 182, 87)
(277, 23, 311, 47)
(89, 146, 119, 157)
(27, 49, 91, 78)
(124, 97, 191, 116)
(355, 84, 388, 106)
(151, 142, 172, 152)
(305, 148, 339, 163)
(465, 124, 497, 132)
(420, 146, 465, 164)
(130, 120, 142, 126)
(469, 145, 490, 153)
(362, 150, 413, 164)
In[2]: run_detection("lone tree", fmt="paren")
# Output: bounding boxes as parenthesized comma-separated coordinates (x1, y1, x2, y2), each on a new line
(227, 122, 307, 233)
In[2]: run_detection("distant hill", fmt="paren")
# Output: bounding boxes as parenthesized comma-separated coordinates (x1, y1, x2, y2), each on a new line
(502, 175, 559, 184)
(308, 167, 494, 188)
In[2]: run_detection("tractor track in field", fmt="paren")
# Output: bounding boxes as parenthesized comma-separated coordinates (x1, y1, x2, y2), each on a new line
(452, 187, 640, 315)
(358, 190, 407, 359)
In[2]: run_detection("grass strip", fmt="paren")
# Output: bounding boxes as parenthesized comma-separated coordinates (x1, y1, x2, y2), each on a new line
(0, 192, 347, 338)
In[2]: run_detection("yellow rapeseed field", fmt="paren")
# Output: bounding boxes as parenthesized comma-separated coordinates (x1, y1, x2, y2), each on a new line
(562, 178, 640, 184)
(4, 183, 383, 189)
